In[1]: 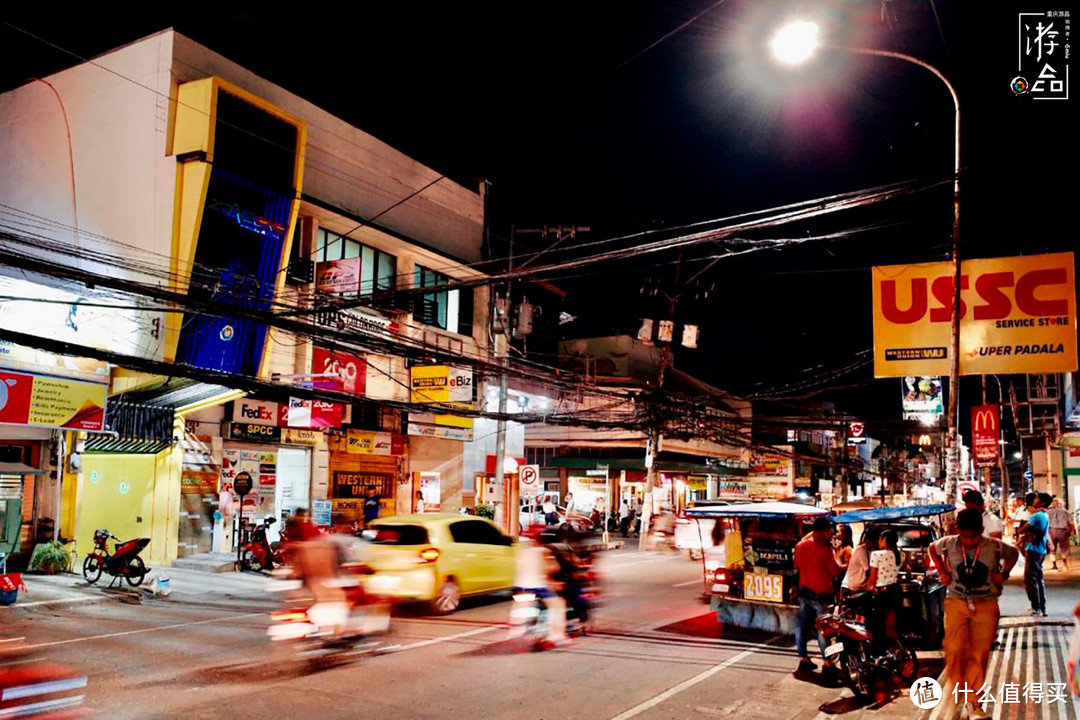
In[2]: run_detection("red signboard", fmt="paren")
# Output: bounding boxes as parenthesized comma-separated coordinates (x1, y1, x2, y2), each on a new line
(279, 398, 345, 429)
(311, 346, 367, 396)
(971, 404, 1000, 467)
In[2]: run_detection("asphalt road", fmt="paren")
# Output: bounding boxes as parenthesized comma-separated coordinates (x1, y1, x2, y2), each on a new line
(3, 550, 1077, 720)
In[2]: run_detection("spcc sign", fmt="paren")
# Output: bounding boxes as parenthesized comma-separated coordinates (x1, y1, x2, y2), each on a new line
(872, 253, 1077, 377)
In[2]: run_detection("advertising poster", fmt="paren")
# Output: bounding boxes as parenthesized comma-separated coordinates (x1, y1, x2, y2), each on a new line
(311, 346, 367, 395)
(316, 258, 361, 294)
(872, 252, 1077, 377)
(902, 376, 944, 421)
(971, 405, 1001, 467)
(0, 369, 107, 431)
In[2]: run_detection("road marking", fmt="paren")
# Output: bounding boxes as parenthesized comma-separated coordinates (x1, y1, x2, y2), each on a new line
(608, 636, 781, 720)
(22, 612, 264, 650)
(389, 625, 500, 652)
(1, 596, 109, 609)
(672, 579, 703, 588)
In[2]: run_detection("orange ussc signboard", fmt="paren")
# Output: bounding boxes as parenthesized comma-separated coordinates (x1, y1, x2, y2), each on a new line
(872, 252, 1077, 377)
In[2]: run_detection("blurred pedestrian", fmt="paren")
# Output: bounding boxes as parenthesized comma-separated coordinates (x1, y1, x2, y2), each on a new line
(869, 530, 902, 642)
(841, 526, 880, 596)
(618, 500, 630, 537)
(959, 490, 1003, 540)
(929, 509, 1018, 719)
(542, 496, 558, 526)
(835, 525, 854, 570)
(1018, 492, 1050, 616)
(1047, 497, 1074, 571)
(793, 517, 842, 677)
(414, 491, 425, 514)
(363, 492, 380, 529)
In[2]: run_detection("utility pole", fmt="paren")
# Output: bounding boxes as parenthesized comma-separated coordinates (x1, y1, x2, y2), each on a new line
(982, 374, 992, 502)
(639, 248, 684, 551)
(492, 227, 512, 534)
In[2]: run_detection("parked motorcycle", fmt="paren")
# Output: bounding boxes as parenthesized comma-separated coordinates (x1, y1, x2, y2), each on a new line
(815, 591, 919, 698)
(241, 517, 284, 572)
(82, 529, 150, 587)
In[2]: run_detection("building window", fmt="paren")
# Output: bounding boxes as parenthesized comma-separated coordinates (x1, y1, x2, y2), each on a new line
(314, 229, 397, 295)
(414, 265, 474, 337)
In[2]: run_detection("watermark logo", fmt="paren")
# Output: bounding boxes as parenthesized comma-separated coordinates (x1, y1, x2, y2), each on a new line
(1014, 12, 1071, 100)
(911, 677, 943, 709)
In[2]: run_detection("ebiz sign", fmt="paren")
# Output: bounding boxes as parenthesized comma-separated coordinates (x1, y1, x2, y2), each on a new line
(872, 252, 1077, 377)
(409, 366, 473, 404)
(971, 404, 1000, 468)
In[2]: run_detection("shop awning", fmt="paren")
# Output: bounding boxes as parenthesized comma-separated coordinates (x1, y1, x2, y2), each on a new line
(113, 378, 241, 414)
(0, 463, 44, 475)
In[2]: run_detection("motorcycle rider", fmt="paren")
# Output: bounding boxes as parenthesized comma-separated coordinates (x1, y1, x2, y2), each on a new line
(514, 524, 568, 648)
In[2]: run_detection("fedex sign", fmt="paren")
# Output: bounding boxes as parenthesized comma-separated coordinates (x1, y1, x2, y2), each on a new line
(232, 399, 279, 427)
(872, 253, 1077, 377)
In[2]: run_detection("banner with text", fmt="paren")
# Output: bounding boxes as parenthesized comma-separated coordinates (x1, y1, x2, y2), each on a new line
(872, 252, 1077, 377)
(971, 404, 1001, 468)
(0, 369, 106, 431)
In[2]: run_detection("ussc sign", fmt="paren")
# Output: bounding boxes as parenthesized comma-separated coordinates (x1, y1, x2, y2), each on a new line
(872, 253, 1077, 377)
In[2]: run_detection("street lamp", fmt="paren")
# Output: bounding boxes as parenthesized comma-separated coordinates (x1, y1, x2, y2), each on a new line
(770, 20, 963, 496)
(1014, 451, 1023, 460)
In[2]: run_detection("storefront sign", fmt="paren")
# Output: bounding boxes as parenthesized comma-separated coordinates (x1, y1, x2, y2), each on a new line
(312, 346, 367, 395)
(315, 258, 361, 294)
(0, 343, 109, 384)
(794, 476, 813, 489)
(181, 469, 218, 495)
(0, 369, 106, 431)
(281, 397, 344, 429)
(233, 471, 253, 497)
(232, 399, 279, 427)
(687, 476, 708, 491)
(972, 404, 1001, 467)
(902, 376, 944, 421)
(282, 428, 323, 446)
(749, 448, 793, 479)
(312, 499, 332, 526)
(717, 481, 749, 498)
(345, 430, 403, 456)
(332, 471, 394, 499)
(315, 308, 400, 337)
(847, 422, 866, 446)
(410, 365, 474, 404)
(229, 422, 282, 443)
(407, 422, 474, 441)
(872, 252, 1077, 377)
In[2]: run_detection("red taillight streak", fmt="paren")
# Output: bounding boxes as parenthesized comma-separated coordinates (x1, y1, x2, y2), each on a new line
(417, 548, 440, 564)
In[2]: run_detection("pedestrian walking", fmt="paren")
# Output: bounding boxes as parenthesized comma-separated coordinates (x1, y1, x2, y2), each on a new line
(957, 490, 1003, 539)
(1018, 492, 1051, 616)
(929, 509, 1019, 719)
(793, 517, 842, 677)
(363, 491, 380, 529)
(618, 500, 631, 537)
(1047, 497, 1074, 571)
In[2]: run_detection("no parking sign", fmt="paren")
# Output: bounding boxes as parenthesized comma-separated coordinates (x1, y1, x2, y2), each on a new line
(520, 465, 540, 493)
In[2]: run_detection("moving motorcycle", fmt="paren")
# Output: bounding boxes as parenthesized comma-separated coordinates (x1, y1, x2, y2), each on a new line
(815, 591, 919, 698)
(241, 517, 285, 572)
(267, 569, 396, 665)
(509, 560, 599, 649)
(82, 529, 150, 587)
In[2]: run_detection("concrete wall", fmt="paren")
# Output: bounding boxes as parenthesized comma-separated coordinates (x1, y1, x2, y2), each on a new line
(408, 436, 466, 513)
(0, 33, 174, 360)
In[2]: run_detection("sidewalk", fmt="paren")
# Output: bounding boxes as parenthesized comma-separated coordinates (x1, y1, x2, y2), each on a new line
(0, 567, 275, 612)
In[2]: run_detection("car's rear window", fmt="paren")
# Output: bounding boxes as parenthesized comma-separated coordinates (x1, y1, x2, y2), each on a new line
(365, 524, 429, 545)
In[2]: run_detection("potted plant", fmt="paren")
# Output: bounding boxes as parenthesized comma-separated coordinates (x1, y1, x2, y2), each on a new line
(28, 540, 72, 575)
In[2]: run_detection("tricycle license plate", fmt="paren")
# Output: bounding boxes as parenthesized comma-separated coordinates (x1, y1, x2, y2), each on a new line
(742, 573, 783, 603)
(824, 642, 844, 658)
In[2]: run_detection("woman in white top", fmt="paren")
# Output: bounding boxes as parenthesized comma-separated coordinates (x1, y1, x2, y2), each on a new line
(868, 529, 902, 643)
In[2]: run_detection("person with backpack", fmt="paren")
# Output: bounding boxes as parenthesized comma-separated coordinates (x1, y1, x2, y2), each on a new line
(1018, 492, 1051, 616)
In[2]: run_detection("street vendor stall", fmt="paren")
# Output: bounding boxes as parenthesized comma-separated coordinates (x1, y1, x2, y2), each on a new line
(832, 503, 953, 649)
(687, 501, 830, 634)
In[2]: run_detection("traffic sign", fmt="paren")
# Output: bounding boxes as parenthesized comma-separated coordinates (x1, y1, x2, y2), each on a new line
(520, 465, 540, 487)
(233, 471, 253, 497)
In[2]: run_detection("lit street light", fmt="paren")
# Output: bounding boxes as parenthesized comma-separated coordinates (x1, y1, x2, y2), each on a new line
(1014, 451, 1023, 460)
(770, 20, 963, 496)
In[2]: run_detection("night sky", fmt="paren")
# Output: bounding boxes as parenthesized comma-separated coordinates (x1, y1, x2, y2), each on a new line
(0, 1, 1075, 433)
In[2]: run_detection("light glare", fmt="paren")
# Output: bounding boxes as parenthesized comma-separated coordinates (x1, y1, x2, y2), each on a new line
(771, 20, 820, 66)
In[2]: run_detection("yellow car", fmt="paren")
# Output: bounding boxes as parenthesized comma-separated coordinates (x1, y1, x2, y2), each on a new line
(364, 514, 516, 614)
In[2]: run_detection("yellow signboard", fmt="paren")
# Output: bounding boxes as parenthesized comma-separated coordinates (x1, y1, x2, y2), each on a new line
(409, 365, 473, 404)
(872, 253, 1077, 377)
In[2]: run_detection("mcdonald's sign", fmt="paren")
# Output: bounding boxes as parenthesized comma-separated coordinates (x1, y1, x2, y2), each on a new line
(971, 404, 1000, 467)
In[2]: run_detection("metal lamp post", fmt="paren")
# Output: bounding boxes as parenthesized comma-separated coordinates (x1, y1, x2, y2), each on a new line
(770, 21, 963, 497)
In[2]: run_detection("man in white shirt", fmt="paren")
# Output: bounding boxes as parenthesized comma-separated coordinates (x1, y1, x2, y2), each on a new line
(514, 528, 566, 647)
(962, 490, 1003, 539)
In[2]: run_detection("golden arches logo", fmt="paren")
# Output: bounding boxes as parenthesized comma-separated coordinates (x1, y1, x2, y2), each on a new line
(973, 409, 997, 432)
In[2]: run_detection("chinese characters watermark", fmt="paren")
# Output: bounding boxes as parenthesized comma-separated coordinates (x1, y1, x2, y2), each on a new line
(1012, 11, 1071, 100)
(911, 679, 1071, 709)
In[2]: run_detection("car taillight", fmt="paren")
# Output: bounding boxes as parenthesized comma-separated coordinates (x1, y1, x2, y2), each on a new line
(714, 569, 727, 583)
(417, 548, 440, 564)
